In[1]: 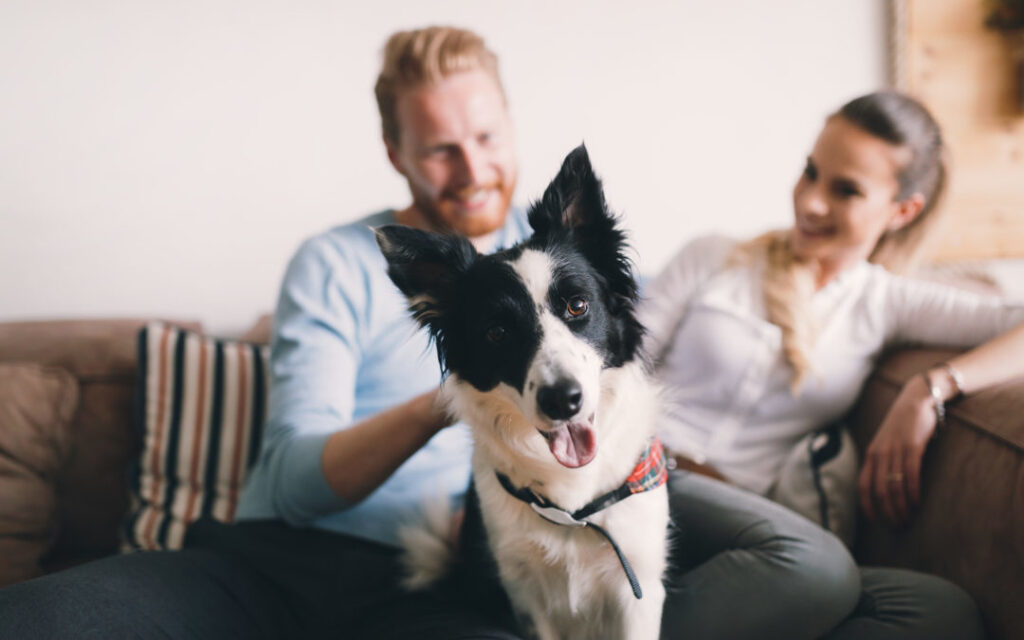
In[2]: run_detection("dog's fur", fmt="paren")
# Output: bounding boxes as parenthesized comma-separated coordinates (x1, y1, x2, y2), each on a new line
(377, 146, 668, 640)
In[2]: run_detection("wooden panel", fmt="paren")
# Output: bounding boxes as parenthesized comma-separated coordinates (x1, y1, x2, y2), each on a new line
(905, 0, 1024, 260)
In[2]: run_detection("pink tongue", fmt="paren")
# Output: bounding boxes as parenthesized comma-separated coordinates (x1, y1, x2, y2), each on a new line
(548, 422, 597, 468)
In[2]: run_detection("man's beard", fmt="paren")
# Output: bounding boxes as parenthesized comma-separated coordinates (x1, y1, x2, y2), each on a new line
(411, 176, 517, 238)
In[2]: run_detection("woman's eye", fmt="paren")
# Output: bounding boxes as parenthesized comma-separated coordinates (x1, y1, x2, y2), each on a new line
(486, 325, 506, 343)
(566, 297, 589, 318)
(803, 162, 817, 181)
(833, 182, 862, 198)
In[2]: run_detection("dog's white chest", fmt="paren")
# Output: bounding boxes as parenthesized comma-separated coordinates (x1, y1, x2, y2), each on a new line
(479, 475, 669, 640)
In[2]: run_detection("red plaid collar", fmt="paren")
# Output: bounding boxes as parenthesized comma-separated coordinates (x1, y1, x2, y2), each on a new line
(494, 437, 667, 523)
(624, 437, 669, 495)
(493, 437, 668, 601)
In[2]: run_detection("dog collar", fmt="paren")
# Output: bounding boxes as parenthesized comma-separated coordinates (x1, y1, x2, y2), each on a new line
(494, 438, 668, 599)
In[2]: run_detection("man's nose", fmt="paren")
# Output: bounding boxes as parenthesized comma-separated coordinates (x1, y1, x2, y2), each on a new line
(454, 144, 490, 185)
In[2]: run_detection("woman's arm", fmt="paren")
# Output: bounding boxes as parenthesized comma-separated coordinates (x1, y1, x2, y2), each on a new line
(860, 301, 1024, 527)
(639, 235, 735, 365)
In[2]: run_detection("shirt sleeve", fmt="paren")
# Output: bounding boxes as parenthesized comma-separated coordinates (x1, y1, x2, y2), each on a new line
(638, 235, 736, 366)
(257, 234, 369, 525)
(883, 270, 1024, 348)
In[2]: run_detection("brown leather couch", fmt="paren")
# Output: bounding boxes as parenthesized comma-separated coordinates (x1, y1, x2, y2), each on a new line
(1, 318, 1021, 638)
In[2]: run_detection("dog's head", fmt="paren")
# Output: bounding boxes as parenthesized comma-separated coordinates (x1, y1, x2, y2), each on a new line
(377, 145, 643, 469)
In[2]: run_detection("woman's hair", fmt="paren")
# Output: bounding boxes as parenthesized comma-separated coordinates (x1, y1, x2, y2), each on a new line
(840, 91, 948, 272)
(374, 26, 505, 146)
(737, 91, 947, 392)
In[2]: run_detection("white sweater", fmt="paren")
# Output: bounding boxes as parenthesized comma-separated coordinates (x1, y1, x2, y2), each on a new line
(640, 235, 1024, 495)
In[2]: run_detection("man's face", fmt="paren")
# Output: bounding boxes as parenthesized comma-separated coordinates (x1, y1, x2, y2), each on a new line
(387, 69, 518, 238)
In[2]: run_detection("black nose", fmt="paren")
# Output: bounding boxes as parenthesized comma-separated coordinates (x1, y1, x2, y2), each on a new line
(536, 379, 583, 420)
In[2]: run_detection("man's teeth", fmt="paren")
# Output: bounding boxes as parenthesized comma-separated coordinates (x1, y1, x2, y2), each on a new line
(460, 189, 489, 205)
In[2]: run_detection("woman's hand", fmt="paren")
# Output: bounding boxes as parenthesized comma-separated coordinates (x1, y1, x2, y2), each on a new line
(857, 374, 937, 528)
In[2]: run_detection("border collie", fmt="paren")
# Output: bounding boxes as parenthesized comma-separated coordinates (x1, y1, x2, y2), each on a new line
(376, 145, 668, 640)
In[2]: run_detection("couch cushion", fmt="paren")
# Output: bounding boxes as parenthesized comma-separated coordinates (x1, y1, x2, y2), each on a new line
(0, 364, 77, 586)
(123, 323, 268, 551)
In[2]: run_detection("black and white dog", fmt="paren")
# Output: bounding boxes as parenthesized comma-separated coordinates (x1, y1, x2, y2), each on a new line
(377, 146, 668, 640)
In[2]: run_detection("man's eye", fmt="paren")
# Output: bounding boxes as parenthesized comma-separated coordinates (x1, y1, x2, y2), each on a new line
(486, 325, 506, 343)
(566, 297, 589, 318)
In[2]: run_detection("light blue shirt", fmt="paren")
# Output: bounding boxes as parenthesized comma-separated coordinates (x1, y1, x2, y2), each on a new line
(236, 209, 531, 546)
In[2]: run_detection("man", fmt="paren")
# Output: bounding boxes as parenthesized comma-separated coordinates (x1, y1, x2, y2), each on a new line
(236, 26, 528, 546)
(0, 26, 530, 640)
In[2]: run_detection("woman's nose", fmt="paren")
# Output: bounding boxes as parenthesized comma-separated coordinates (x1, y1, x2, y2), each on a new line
(797, 183, 828, 217)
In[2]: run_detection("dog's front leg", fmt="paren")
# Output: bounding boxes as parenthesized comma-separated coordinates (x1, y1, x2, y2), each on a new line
(514, 600, 560, 640)
(622, 582, 666, 640)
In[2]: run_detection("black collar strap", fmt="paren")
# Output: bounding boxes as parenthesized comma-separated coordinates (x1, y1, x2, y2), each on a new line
(493, 438, 667, 600)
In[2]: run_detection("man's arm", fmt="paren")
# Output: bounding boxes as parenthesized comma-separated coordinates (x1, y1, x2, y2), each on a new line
(255, 230, 450, 524)
(321, 388, 451, 503)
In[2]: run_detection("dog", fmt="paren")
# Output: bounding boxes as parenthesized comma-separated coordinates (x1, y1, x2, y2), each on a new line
(376, 145, 669, 640)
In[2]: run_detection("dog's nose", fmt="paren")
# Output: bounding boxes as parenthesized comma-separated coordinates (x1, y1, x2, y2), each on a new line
(537, 379, 583, 420)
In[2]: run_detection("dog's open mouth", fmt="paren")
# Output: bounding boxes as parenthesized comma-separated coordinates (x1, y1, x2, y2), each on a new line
(537, 416, 596, 468)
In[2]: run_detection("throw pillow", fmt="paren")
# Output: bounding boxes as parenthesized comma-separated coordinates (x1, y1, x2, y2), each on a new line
(0, 364, 77, 586)
(768, 424, 859, 548)
(123, 322, 269, 551)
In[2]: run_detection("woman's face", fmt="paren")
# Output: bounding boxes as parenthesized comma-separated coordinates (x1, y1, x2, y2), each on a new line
(790, 115, 919, 269)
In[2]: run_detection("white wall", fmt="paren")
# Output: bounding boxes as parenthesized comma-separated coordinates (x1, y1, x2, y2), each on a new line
(0, 0, 888, 335)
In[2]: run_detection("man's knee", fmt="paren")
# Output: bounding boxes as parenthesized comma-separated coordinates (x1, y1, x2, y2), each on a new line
(0, 549, 285, 640)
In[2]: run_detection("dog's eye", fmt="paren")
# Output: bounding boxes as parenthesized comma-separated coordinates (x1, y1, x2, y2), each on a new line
(566, 297, 589, 318)
(486, 325, 506, 343)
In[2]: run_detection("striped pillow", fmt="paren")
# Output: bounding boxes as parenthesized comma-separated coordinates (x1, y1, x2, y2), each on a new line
(123, 322, 268, 551)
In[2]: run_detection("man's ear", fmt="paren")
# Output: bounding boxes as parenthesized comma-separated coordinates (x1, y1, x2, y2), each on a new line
(384, 137, 406, 177)
(375, 225, 476, 326)
(888, 192, 926, 231)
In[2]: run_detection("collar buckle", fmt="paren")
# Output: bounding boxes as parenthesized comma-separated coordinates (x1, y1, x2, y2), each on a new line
(529, 503, 588, 527)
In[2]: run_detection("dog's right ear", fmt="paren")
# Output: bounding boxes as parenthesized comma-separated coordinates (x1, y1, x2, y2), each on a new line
(375, 225, 477, 327)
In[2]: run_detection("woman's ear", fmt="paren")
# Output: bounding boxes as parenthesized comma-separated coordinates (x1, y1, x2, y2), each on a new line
(888, 192, 926, 231)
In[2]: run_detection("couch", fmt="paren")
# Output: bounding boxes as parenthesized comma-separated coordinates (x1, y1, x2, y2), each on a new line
(1, 317, 1021, 639)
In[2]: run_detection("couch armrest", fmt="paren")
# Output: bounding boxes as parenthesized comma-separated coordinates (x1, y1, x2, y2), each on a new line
(847, 347, 1024, 640)
(0, 319, 201, 568)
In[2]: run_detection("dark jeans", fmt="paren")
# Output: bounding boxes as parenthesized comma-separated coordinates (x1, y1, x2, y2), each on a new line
(0, 472, 985, 639)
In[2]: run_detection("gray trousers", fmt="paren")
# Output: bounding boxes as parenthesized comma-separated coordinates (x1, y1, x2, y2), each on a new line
(662, 471, 985, 639)
(0, 471, 985, 639)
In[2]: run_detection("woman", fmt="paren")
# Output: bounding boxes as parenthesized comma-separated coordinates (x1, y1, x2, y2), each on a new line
(645, 91, 1024, 639)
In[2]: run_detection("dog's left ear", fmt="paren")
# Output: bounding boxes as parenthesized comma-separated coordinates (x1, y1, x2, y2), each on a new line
(529, 144, 645, 364)
(528, 144, 610, 238)
(375, 225, 477, 327)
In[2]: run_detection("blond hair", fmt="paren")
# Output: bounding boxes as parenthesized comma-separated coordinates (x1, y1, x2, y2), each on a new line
(374, 26, 505, 145)
(740, 91, 948, 393)
(732, 231, 818, 393)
